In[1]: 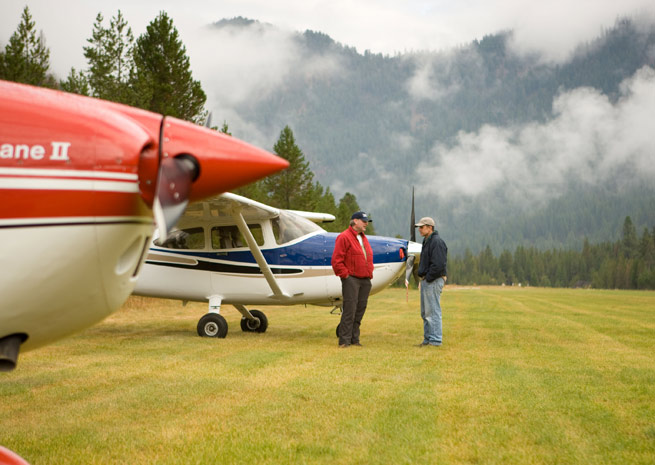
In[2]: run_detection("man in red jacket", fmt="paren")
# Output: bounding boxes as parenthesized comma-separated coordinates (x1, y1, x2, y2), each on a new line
(331, 211, 374, 348)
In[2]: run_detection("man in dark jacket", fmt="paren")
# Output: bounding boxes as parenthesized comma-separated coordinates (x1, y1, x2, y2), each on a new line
(331, 211, 374, 348)
(416, 216, 447, 346)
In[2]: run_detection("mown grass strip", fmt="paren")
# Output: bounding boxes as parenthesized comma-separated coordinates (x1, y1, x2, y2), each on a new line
(1, 287, 654, 464)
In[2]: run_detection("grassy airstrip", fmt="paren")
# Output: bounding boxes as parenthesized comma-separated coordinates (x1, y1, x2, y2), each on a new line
(1, 287, 654, 464)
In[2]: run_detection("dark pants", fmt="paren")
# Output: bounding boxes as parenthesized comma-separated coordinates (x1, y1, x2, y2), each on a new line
(339, 276, 372, 345)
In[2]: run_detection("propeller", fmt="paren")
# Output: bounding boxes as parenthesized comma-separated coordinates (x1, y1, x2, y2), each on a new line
(152, 154, 199, 240)
(140, 115, 289, 240)
(405, 186, 421, 299)
(410, 186, 416, 242)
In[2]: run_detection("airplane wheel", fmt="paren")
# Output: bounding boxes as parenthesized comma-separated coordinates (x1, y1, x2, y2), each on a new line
(240, 309, 268, 333)
(197, 313, 228, 338)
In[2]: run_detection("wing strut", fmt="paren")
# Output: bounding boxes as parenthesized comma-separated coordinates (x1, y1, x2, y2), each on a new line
(231, 207, 290, 300)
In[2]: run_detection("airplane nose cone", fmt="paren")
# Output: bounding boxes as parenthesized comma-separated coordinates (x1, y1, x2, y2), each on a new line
(161, 117, 288, 201)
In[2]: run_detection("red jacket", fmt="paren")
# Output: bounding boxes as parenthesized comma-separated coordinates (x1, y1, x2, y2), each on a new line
(331, 226, 374, 279)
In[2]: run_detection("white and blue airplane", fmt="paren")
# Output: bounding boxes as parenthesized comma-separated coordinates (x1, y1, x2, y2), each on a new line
(133, 193, 419, 338)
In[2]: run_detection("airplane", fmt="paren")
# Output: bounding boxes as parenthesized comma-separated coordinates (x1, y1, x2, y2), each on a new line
(0, 80, 289, 371)
(133, 192, 417, 338)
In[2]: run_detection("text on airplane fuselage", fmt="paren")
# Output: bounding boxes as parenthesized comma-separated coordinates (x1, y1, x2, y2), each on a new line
(0, 142, 71, 161)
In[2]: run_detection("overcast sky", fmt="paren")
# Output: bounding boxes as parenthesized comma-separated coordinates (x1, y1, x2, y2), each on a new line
(2, 0, 655, 79)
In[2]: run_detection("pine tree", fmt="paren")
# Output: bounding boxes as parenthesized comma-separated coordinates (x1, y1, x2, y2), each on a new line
(334, 192, 376, 234)
(83, 11, 136, 104)
(60, 67, 90, 95)
(621, 216, 638, 259)
(499, 249, 513, 284)
(311, 183, 339, 232)
(640, 228, 655, 266)
(0, 6, 52, 87)
(84, 13, 112, 97)
(263, 126, 315, 210)
(219, 121, 232, 136)
(132, 11, 207, 122)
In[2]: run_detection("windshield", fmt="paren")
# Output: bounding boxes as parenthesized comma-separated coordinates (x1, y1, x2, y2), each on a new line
(272, 210, 324, 244)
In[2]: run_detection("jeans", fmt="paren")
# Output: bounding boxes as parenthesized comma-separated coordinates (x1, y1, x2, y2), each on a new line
(420, 277, 445, 345)
(339, 276, 372, 345)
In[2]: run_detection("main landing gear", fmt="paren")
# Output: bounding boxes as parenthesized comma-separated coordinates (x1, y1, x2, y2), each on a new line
(196, 299, 268, 338)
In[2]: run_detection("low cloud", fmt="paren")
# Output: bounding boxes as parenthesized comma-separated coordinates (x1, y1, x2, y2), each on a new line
(416, 66, 655, 206)
(504, 1, 655, 63)
(405, 51, 483, 101)
(192, 22, 303, 107)
(191, 21, 344, 104)
(186, 20, 344, 146)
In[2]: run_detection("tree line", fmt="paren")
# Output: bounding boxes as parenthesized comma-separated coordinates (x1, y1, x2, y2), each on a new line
(0, 6, 365, 233)
(447, 216, 655, 290)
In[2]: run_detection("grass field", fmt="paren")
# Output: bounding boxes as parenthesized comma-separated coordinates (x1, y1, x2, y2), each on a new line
(1, 287, 654, 464)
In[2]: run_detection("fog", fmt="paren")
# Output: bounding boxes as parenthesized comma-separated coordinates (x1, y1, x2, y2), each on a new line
(415, 66, 655, 209)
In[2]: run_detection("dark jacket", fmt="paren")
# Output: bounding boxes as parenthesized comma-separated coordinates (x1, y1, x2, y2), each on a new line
(417, 230, 447, 283)
(331, 226, 374, 279)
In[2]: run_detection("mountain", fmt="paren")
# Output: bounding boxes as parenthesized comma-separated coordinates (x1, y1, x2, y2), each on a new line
(207, 17, 655, 255)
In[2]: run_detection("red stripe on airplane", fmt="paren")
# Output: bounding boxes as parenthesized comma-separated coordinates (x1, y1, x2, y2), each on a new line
(0, 189, 150, 219)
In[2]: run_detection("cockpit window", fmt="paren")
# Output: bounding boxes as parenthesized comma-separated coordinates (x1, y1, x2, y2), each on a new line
(211, 224, 264, 249)
(272, 210, 324, 245)
(155, 227, 205, 249)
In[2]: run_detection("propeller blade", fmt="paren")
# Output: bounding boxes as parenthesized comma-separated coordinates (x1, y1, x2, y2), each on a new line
(152, 155, 198, 239)
(407, 186, 421, 290)
(152, 116, 289, 238)
(405, 254, 416, 287)
(410, 186, 416, 242)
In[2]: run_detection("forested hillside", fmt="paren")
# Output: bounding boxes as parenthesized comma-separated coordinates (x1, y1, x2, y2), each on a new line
(3, 7, 654, 288)
(211, 17, 655, 255)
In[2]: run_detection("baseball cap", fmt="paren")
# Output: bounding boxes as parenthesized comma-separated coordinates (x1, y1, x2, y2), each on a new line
(415, 217, 435, 227)
(351, 211, 372, 222)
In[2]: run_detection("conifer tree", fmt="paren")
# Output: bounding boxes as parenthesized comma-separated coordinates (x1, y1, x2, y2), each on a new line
(219, 121, 232, 136)
(60, 67, 90, 95)
(0, 6, 52, 87)
(311, 183, 339, 232)
(264, 126, 315, 210)
(83, 11, 136, 104)
(334, 192, 375, 234)
(622, 216, 638, 258)
(132, 11, 207, 123)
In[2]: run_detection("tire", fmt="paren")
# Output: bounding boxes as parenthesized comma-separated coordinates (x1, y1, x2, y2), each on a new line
(197, 313, 228, 338)
(240, 309, 268, 333)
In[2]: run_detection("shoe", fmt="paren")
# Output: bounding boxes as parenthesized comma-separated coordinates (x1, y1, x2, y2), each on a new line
(416, 342, 429, 347)
(352, 342, 363, 347)
(339, 344, 350, 348)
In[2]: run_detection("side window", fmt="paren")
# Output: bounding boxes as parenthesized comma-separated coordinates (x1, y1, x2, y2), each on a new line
(156, 227, 205, 250)
(211, 224, 264, 249)
(211, 226, 243, 249)
(248, 224, 265, 246)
